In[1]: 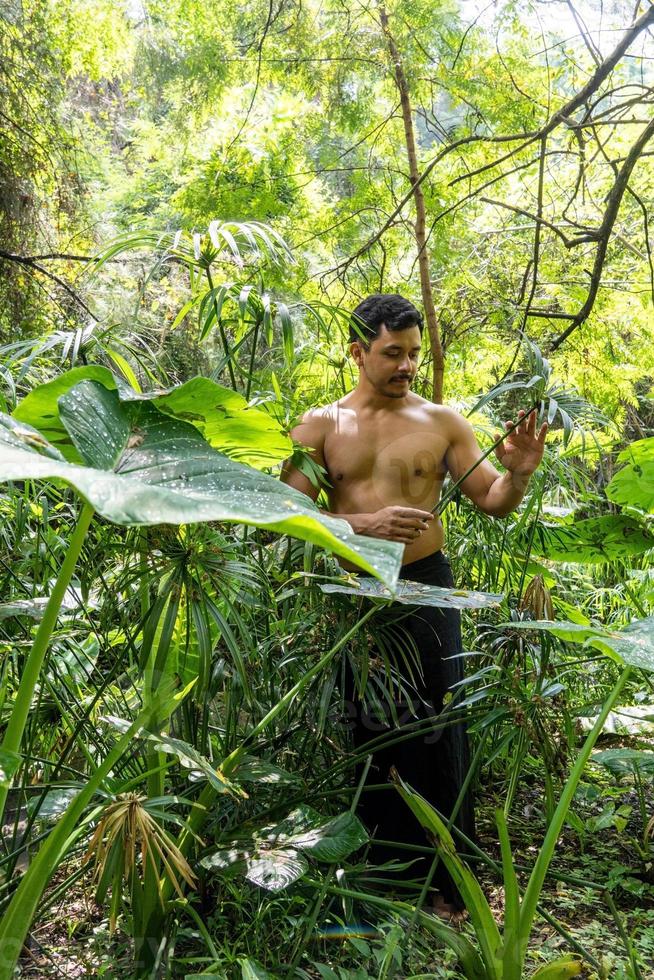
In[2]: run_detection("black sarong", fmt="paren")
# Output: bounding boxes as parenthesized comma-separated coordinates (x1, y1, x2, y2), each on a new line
(347, 550, 475, 908)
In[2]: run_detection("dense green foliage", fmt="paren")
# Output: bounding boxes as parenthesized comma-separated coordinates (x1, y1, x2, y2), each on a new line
(1, 0, 654, 978)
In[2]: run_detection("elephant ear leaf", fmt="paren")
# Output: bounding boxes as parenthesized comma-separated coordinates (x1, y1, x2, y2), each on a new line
(284, 811, 367, 861)
(151, 376, 292, 466)
(58, 381, 130, 469)
(1, 383, 402, 587)
(12, 365, 118, 460)
(607, 437, 654, 513)
(522, 515, 654, 563)
(13, 367, 290, 468)
(239, 958, 277, 980)
(502, 617, 654, 673)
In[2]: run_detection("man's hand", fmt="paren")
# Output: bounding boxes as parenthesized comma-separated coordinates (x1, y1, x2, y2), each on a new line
(361, 506, 434, 544)
(494, 408, 548, 478)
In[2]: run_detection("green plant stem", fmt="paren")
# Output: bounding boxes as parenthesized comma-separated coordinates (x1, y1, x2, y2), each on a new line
(172, 899, 221, 961)
(517, 668, 632, 956)
(205, 267, 237, 389)
(602, 889, 643, 980)
(535, 905, 602, 973)
(374, 843, 603, 971)
(385, 730, 490, 980)
(245, 316, 261, 401)
(305, 877, 486, 980)
(516, 473, 542, 600)
(222, 604, 378, 770)
(0, 501, 94, 825)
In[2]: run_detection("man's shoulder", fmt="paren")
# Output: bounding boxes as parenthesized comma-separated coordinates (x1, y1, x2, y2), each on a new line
(299, 400, 342, 425)
(291, 401, 343, 444)
(411, 395, 464, 427)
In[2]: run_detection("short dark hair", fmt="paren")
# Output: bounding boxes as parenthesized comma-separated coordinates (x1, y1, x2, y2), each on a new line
(349, 293, 423, 345)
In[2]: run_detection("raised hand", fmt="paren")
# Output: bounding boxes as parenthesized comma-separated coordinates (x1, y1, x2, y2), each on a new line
(494, 409, 548, 477)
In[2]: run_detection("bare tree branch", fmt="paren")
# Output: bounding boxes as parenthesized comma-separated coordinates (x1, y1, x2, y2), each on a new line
(0, 250, 97, 320)
(543, 114, 654, 348)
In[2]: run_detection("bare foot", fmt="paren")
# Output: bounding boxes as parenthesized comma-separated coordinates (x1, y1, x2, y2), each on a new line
(431, 893, 468, 925)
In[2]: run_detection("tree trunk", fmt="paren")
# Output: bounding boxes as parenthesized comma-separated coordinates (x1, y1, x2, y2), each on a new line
(379, 4, 444, 403)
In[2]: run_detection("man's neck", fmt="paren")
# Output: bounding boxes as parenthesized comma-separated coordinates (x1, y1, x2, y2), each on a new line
(342, 381, 413, 413)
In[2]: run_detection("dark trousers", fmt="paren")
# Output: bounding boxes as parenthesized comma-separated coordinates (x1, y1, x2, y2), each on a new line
(346, 551, 475, 908)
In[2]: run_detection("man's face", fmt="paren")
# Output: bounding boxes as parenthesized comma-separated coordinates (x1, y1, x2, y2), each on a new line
(352, 323, 422, 398)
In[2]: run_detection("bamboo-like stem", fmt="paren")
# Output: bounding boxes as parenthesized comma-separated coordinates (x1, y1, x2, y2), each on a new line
(0, 502, 95, 825)
(378, 4, 444, 403)
(245, 316, 261, 401)
(603, 888, 643, 980)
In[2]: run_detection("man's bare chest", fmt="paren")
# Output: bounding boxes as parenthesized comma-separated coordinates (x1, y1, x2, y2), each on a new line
(323, 417, 449, 493)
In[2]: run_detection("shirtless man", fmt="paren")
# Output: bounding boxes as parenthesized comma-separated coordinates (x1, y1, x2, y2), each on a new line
(281, 293, 547, 552)
(281, 293, 548, 913)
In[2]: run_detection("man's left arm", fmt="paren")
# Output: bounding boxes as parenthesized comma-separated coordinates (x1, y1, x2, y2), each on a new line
(444, 408, 548, 518)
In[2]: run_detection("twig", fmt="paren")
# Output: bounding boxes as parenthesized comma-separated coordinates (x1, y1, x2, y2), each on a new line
(0, 249, 97, 320)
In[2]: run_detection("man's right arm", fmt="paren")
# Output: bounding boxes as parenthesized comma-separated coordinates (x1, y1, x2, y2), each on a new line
(280, 411, 328, 502)
(281, 412, 433, 544)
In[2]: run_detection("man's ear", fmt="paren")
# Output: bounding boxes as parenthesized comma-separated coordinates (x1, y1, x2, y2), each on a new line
(350, 340, 366, 366)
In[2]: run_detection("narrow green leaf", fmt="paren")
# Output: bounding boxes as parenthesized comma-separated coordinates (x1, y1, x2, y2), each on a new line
(495, 809, 520, 974)
(0, 750, 21, 790)
(530, 954, 582, 978)
(392, 772, 502, 978)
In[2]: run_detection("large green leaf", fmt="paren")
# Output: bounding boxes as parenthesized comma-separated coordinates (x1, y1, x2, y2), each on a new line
(12, 366, 117, 460)
(152, 377, 290, 465)
(0, 599, 48, 621)
(27, 787, 79, 821)
(591, 748, 654, 776)
(502, 617, 654, 672)
(284, 811, 367, 861)
(200, 807, 365, 892)
(320, 577, 502, 609)
(530, 956, 582, 979)
(200, 845, 308, 891)
(522, 515, 654, 563)
(606, 437, 654, 513)
(13, 367, 291, 467)
(46, 636, 99, 689)
(244, 850, 309, 891)
(1, 386, 402, 587)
